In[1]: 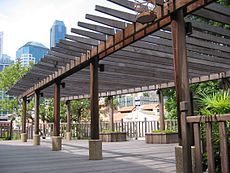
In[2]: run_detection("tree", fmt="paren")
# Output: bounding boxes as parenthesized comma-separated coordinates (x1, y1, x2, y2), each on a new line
(0, 62, 31, 116)
(0, 62, 30, 92)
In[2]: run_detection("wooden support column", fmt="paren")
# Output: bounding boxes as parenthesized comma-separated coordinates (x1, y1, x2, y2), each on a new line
(22, 97, 27, 134)
(21, 97, 28, 142)
(171, 10, 192, 173)
(53, 81, 61, 136)
(33, 90, 40, 145)
(34, 91, 40, 135)
(89, 56, 102, 160)
(90, 56, 99, 139)
(52, 81, 62, 151)
(108, 96, 114, 131)
(66, 100, 72, 140)
(157, 89, 165, 131)
(66, 100, 71, 133)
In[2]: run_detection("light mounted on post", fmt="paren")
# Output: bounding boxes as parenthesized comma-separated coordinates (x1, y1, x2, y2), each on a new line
(134, 0, 164, 24)
(99, 64, 105, 72)
(61, 82, 66, 88)
(185, 22, 192, 35)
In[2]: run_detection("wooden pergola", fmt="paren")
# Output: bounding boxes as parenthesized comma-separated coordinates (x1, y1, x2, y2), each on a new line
(8, 0, 229, 172)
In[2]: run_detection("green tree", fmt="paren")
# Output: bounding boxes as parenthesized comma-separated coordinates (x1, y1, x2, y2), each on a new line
(0, 62, 30, 91)
(0, 62, 31, 117)
(70, 99, 90, 122)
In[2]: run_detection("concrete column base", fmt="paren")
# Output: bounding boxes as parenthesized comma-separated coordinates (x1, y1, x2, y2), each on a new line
(52, 136, 62, 151)
(66, 132, 72, 141)
(21, 133, 27, 142)
(175, 145, 195, 173)
(33, 134, 40, 145)
(89, 140, 103, 160)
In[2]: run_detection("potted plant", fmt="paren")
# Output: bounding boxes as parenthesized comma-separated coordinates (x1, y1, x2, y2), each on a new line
(99, 130, 127, 142)
(145, 129, 178, 144)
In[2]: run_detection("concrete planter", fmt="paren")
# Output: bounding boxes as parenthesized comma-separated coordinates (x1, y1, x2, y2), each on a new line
(145, 132, 178, 144)
(99, 132, 127, 142)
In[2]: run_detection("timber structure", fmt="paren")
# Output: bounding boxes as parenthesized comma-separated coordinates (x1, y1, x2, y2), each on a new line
(7, 0, 230, 172)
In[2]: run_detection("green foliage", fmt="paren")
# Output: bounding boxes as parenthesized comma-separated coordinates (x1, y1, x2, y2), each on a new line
(143, 92, 149, 97)
(70, 99, 90, 122)
(198, 90, 230, 116)
(152, 129, 176, 133)
(0, 62, 31, 118)
(0, 62, 30, 92)
(197, 89, 230, 172)
(104, 97, 118, 110)
(164, 89, 177, 119)
(101, 129, 119, 133)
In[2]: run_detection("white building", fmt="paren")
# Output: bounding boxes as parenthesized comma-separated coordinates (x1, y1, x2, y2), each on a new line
(19, 54, 35, 67)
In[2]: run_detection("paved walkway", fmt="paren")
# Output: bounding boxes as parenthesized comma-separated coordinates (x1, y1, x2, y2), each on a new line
(0, 139, 177, 173)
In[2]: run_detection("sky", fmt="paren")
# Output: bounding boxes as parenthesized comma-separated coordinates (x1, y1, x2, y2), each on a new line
(0, 0, 122, 59)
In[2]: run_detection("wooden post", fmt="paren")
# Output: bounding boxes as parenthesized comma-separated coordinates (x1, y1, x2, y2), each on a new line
(66, 100, 71, 133)
(108, 96, 114, 131)
(66, 100, 72, 140)
(157, 89, 165, 131)
(90, 56, 99, 139)
(89, 56, 102, 160)
(22, 97, 27, 134)
(34, 91, 40, 135)
(171, 10, 192, 173)
(53, 81, 60, 136)
(33, 90, 41, 145)
(52, 81, 62, 151)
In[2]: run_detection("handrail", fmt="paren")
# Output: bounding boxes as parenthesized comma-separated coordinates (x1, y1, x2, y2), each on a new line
(186, 114, 230, 123)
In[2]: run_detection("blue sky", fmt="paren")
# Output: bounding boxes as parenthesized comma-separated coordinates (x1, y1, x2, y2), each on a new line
(0, 0, 122, 59)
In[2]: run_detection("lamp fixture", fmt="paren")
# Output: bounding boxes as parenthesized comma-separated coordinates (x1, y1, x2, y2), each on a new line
(185, 22, 192, 35)
(99, 64, 105, 72)
(61, 82, 66, 88)
(135, 0, 164, 24)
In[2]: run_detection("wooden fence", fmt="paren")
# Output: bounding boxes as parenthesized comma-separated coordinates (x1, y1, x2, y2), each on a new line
(34, 119, 178, 140)
(10, 119, 177, 140)
(187, 114, 230, 173)
(0, 121, 13, 139)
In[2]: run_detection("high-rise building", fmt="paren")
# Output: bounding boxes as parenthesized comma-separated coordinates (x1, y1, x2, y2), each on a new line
(50, 20, 66, 48)
(16, 41, 49, 67)
(0, 32, 3, 58)
(0, 54, 13, 71)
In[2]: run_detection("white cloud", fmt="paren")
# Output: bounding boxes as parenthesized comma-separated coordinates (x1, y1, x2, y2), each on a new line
(0, 0, 115, 59)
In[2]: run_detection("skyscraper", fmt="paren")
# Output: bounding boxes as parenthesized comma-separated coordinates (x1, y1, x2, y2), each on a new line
(0, 32, 3, 58)
(50, 20, 66, 48)
(16, 41, 49, 66)
(0, 54, 13, 71)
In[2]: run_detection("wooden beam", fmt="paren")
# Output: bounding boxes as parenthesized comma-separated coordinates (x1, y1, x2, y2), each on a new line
(16, 0, 215, 98)
(71, 28, 106, 41)
(86, 14, 125, 29)
(107, 0, 147, 12)
(90, 56, 99, 139)
(193, 8, 230, 25)
(78, 22, 115, 36)
(65, 34, 98, 46)
(95, 5, 136, 22)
